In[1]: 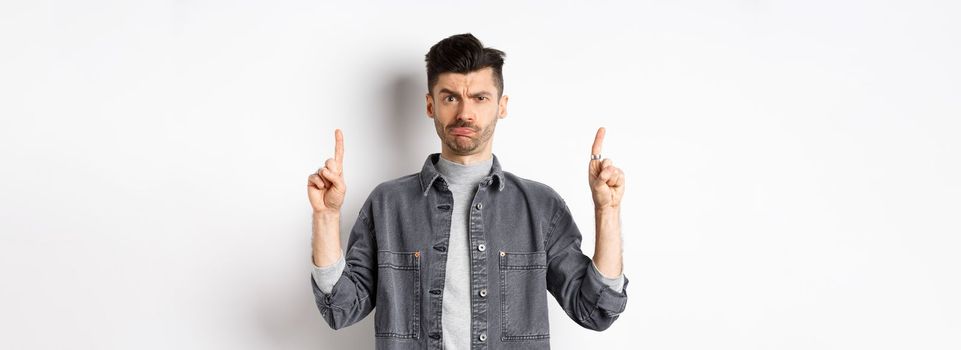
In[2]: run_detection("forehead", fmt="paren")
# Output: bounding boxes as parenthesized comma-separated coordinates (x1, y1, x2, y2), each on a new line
(433, 67, 496, 93)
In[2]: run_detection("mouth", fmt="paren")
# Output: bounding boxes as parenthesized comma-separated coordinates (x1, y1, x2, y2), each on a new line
(450, 127, 476, 136)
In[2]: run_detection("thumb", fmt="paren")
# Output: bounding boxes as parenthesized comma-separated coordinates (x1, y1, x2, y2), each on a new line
(320, 168, 346, 194)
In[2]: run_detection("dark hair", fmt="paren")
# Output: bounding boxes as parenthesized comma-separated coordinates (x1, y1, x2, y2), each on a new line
(425, 33, 506, 97)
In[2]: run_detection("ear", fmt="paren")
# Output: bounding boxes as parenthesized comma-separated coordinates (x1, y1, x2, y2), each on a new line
(425, 92, 435, 119)
(497, 94, 509, 119)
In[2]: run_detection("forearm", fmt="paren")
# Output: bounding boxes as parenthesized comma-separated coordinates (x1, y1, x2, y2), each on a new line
(312, 211, 343, 267)
(548, 202, 628, 331)
(592, 206, 623, 278)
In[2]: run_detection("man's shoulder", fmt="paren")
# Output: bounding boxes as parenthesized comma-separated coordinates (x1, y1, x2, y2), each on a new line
(501, 171, 567, 205)
(368, 172, 422, 198)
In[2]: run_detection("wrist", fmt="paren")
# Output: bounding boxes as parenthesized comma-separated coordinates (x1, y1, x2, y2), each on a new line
(594, 205, 620, 216)
(312, 210, 341, 240)
(313, 210, 340, 222)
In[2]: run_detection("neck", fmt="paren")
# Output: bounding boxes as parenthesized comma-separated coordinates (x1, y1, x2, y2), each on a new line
(440, 143, 493, 165)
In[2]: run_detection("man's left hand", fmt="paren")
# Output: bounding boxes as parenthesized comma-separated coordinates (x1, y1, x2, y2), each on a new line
(589, 127, 625, 210)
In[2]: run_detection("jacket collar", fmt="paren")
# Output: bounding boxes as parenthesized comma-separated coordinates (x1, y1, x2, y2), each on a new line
(420, 153, 505, 195)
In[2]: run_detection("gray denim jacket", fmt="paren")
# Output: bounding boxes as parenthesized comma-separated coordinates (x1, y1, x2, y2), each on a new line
(311, 153, 629, 349)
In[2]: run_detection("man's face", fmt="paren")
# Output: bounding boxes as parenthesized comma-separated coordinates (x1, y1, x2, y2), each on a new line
(426, 67, 508, 156)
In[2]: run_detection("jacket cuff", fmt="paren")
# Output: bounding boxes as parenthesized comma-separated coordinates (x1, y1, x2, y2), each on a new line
(584, 261, 629, 315)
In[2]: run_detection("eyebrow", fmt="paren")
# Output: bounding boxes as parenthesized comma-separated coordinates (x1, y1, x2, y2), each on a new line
(437, 88, 493, 98)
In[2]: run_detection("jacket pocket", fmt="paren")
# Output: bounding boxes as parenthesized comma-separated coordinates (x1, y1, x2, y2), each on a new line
(499, 250, 550, 341)
(375, 250, 421, 339)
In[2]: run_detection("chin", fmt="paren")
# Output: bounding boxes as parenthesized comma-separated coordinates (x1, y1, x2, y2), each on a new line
(446, 140, 479, 154)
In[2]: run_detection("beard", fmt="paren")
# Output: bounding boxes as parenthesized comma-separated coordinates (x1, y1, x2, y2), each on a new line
(434, 116, 497, 155)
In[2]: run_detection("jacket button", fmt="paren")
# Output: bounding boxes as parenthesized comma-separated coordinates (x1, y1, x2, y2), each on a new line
(478, 333, 487, 342)
(477, 243, 486, 252)
(429, 289, 442, 295)
(475, 203, 483, 210)
(479, 288, 487, 297)
(433, 244, 447, 252)
(429, 333, 441, 340)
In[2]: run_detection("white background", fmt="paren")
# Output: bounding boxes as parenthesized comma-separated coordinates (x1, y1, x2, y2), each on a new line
(1, 1, 959, 349)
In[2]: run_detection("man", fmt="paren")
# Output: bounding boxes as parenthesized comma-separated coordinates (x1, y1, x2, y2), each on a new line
(307, 33, 628, 349)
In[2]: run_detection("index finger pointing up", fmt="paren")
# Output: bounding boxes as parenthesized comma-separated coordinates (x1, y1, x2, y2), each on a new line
(591, 127, 605, 156)
(334, 128, 344, 164)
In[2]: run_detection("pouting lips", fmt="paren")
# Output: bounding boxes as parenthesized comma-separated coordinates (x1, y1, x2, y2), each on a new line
(450, 127, 476, 136)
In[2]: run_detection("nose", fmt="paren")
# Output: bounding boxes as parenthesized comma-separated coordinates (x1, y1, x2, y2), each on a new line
(455, 99, 476, 123)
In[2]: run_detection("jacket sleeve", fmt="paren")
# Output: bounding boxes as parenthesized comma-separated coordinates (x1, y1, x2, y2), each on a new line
(545, 199, 629, 331)
(310, 200, 378, 330)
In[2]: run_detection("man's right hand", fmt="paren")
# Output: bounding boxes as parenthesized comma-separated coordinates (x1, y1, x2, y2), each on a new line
(308, 129, 346, 214)
(308, 129, 346, 267)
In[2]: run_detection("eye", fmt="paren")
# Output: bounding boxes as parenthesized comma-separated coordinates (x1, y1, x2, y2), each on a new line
(477, 96, 488, 101)
(445, 95, 457, 102)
